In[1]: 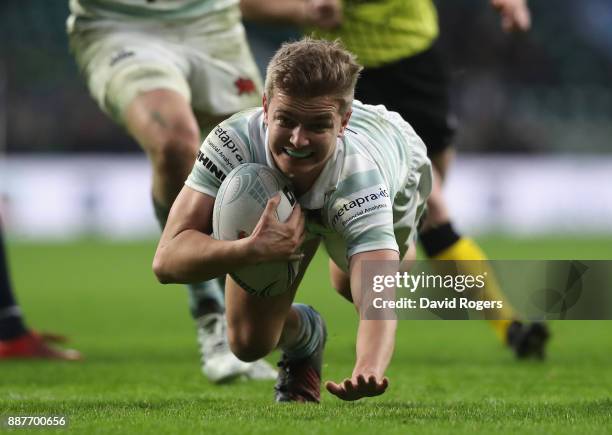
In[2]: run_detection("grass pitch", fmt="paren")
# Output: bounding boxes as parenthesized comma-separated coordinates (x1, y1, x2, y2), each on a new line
(2, 236, 612, 434)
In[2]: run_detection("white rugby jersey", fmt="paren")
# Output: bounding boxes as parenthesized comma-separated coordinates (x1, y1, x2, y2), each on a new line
(186, 100, 432, 268)
(69, 0, 237, 20)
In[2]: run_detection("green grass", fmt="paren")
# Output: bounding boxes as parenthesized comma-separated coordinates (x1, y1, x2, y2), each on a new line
(1, 236, 612, 434)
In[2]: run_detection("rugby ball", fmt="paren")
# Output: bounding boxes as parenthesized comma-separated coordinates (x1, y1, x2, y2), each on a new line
(212, 163, 300, 297)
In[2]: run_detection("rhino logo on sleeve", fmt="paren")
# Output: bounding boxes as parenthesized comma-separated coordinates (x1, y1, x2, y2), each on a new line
(196, 124, 249, 182)
(196, 150, 226, 182)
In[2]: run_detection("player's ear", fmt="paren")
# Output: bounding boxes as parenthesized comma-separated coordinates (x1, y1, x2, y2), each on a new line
(338, 109, 352, 137)
(262, 94, 269, 125)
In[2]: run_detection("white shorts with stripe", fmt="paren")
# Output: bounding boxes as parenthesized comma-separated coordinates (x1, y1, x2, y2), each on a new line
(68, 5, 262, 123)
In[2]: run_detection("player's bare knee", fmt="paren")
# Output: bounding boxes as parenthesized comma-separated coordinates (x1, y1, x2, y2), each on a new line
(227, 328, 273, 362)
(125, 93, 199, 173)
(226, 314, 277, 362)
(149, 123, 199, 177)
(229, 341, 268, 363)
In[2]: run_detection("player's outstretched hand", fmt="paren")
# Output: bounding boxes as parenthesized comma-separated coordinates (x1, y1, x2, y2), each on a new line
(325, 374, 389, 401)
(248, 194, 305, 263)
(490, 0, 531, 32)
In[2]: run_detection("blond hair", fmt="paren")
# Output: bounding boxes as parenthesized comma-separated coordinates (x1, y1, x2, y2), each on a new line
(264, 37, 362, 114)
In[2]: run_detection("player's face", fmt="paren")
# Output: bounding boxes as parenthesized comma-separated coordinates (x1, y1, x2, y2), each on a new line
(263, 91, 351, 194)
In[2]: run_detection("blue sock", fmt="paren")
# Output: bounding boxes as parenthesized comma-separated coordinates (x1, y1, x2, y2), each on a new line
(283, 304, 323, 361)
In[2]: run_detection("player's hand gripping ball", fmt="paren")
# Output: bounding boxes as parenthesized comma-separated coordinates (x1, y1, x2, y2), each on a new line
(213, 163, 300, 297)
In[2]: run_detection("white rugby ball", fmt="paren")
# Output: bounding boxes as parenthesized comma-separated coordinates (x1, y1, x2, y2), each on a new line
(212, 163, 300, 297)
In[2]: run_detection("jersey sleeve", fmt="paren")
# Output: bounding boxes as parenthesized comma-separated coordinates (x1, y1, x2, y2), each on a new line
(327, 164, 398, 259)
(185, 123, 250, 198)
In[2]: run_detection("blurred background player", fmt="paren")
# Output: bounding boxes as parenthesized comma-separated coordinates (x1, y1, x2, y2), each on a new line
(67, 0, 276, 381)
(240, 0, 549, 357)
(0, 219, 81, 360)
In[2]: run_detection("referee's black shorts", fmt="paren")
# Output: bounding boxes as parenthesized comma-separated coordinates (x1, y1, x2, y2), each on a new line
(355, 41, 456, 157)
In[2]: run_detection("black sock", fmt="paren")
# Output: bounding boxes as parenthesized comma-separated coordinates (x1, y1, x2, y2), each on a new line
(0, 223, 27, 340)
(419, 222, 461, 258)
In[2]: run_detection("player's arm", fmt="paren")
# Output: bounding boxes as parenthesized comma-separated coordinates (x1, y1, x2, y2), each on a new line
(240, 0, 342, 30)
(326, 249, 399, 401)
(490, 0, 531, 32)
(153, 186, 304, 284)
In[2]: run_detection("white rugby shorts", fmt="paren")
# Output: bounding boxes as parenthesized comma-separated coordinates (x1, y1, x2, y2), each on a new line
(68, 6, 262, 123)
